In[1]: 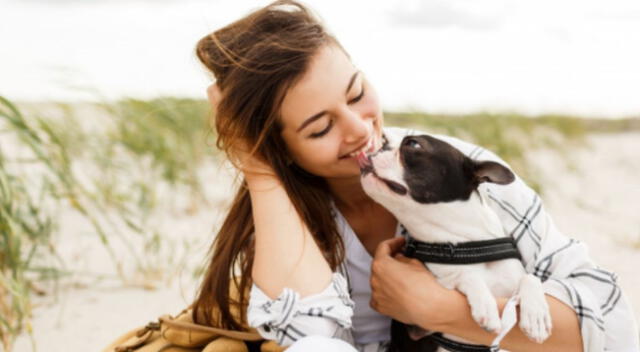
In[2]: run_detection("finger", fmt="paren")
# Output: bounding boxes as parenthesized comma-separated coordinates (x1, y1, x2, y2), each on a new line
(394, 255, 425, 270)
(374, 237, 405, 259)
(394, 253, 412, 263)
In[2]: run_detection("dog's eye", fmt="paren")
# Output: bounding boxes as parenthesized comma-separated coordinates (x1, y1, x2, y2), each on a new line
(405, 139, 422, 149)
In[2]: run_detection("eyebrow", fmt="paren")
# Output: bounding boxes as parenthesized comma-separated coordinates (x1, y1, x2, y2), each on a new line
(295, 71, 360, 132)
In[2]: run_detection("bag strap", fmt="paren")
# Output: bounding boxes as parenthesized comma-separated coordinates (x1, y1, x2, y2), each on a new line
(159, 315, 263, 341)
(109, 322, 160, 352)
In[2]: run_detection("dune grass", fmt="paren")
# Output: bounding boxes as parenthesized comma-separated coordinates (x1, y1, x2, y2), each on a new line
(0, 96, 214, 350)
(100, 98, 212, 197)
(1, 95, 637, 350)
(0, 97, 60, 351)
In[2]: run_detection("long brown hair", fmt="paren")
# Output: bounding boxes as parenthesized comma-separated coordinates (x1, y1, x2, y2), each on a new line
(192, 0, 346, 331)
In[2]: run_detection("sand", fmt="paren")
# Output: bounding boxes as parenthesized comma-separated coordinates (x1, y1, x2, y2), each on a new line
(11, 132, 640, 351)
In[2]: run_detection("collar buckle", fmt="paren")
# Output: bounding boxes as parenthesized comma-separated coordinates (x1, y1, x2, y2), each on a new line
(404, 241, 416, 258)
(446, 242, 456, 258)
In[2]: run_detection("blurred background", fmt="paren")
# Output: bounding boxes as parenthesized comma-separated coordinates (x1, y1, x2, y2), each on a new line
(1, 0, 639, 350)
(3, 0, 640, 116)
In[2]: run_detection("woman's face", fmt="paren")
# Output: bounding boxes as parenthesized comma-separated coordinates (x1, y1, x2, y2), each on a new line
(280, 45, 384, 180)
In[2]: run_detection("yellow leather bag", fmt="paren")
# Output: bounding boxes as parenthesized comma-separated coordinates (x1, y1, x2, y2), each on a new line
(102, 280, 286, 352)
(101, 307, 285, 352)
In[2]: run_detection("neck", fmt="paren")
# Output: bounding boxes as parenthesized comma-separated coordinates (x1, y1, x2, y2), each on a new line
(397, 191, 505, 244)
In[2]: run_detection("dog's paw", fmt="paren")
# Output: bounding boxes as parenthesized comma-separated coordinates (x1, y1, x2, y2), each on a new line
(518, 276, 552, 343)
(469, 293, 502, 334)
(519, 298, 552, 343)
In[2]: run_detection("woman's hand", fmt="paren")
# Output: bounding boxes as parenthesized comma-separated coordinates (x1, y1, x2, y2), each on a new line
(207, 83, 277, 184)
(369, 237, 452, 328)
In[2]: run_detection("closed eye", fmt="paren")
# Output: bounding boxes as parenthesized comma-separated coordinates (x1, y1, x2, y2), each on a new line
(308, 119, 334, 139)
(348, 85, 365, 104)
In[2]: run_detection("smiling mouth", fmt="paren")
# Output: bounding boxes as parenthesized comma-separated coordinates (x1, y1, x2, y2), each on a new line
(357, 153, 408, 196)
(340, 132, 390, 160)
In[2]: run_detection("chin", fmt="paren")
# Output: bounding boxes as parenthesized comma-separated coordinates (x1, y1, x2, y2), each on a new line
(322, 165, 362, 180)
(302, 158, 363, 179)
(343, 161, 363, 176)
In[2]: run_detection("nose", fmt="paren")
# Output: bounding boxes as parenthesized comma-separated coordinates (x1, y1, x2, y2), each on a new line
(340, 108, 370, 144)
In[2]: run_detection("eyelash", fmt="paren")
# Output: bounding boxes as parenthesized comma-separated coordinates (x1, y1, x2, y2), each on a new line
(308, 85, 366, 139)
(309, 119, 334, 138)
(349, 86, 366, 104)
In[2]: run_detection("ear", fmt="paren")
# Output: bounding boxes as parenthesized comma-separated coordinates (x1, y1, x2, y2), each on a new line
(473, 161, 515, 185)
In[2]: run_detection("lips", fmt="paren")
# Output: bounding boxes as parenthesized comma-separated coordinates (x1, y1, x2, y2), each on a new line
(340, 136, 378, 159)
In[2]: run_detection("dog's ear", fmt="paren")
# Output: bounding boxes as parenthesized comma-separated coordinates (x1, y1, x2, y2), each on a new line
(473, 161, 515, 185)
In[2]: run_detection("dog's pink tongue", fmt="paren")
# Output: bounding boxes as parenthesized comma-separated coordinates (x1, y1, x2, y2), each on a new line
(356, 151, 370, 168)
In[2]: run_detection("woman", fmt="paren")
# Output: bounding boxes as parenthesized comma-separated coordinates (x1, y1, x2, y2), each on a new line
(192, 1, 638, 351)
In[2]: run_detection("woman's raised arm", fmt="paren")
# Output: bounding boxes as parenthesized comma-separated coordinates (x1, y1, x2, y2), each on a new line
(247, 171, 333, 299)
(207, 84, 333, 300)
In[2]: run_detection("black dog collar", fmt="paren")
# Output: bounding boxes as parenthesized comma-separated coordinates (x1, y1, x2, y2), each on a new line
(404, 236, 522, 265)
(401, 236, 522, 352)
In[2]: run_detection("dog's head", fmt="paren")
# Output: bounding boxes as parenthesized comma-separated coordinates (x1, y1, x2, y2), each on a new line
(358, 135, 515, 209)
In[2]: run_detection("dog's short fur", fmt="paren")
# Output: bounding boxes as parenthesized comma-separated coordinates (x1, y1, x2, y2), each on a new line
(358, 134, 552, 351)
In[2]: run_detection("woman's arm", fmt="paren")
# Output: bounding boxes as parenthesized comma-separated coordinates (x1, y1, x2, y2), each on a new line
(206, 84, 332, 300)
(248, 173, 333, 299)
(369, 238, 582, 352)
(428, 282, 583, 352)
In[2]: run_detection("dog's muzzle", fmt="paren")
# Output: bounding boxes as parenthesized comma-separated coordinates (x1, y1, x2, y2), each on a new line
(357, 152, 408, 196)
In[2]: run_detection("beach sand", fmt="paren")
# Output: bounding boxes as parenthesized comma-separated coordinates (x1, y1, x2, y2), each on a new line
(12, 132, 640, 351)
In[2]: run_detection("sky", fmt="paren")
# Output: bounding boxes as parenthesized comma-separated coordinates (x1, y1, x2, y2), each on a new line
(1, 0, 640, 117)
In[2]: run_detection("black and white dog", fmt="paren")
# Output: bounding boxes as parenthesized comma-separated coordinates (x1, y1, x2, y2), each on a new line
(358, 134, 552, 351)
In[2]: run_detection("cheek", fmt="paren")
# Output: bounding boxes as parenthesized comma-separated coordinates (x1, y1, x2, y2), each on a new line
(291, 135, 342, 168)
